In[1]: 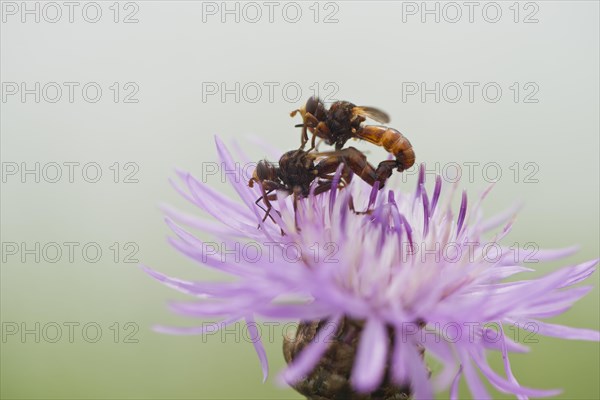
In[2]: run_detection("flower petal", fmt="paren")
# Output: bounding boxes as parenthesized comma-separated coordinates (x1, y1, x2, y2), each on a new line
(450, 365, 463, 400)
(458, 347, 491, 400)
(509, 318, 600, 341)
(351, 318, 389, 392)
(246, 315, 269, 383)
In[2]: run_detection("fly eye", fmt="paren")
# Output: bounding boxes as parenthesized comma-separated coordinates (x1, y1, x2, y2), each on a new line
(256, 160, 274, 180)
(305, 96, 319, 114)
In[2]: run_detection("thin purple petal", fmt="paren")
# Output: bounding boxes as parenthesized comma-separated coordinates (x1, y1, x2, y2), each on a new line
(351, 318, 389, 392)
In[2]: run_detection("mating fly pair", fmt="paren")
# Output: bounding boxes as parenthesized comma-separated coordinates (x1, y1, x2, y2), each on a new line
(249, 97, 415, 224)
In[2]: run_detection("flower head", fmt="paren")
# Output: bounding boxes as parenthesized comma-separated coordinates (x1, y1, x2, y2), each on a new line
(144, 137, 599, 399)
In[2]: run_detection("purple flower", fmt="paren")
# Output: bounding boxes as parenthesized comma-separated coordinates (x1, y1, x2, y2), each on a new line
(143, 137, 599, 399)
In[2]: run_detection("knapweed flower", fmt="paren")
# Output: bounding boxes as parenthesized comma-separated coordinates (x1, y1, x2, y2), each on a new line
(143, 137, 599, 399)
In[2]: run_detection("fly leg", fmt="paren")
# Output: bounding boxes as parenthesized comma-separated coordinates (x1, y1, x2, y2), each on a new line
(291, 110, 322, 151)
(312, 180, 334, 195)
(313, 155, 353, 187)
(315, 147, 391, 188)
(255, 191, 276, 224)
(375, 160, 398, 184)
(309, 121, 333, 152)
(254, 181, 286, 226)
(290, 104, 332, 152)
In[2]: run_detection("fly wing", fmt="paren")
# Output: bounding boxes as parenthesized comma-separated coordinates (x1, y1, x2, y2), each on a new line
(353, 106, 391, 124)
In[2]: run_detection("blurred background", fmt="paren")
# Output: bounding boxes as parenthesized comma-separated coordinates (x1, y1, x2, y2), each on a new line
(1, 1, 598, 399)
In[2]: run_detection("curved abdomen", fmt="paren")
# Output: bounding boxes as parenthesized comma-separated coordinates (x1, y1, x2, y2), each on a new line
(356, 126, 415, 171)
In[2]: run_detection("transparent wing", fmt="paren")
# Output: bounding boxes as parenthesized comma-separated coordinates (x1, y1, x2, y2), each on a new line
(353, 106, 391, 123)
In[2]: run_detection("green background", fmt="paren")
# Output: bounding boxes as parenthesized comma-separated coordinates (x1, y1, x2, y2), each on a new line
(1, 1, 598, 399)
